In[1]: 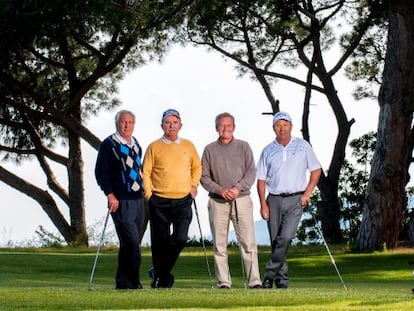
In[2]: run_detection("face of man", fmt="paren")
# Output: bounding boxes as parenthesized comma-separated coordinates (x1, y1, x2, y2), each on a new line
(273, 119, 292, 144)
(161, 115, 182, 141)
(216, 116, 235, 143)
(117, 113, 135, 141)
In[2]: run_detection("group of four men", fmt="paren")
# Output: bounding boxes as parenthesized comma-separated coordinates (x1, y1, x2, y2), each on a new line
(95, 108, 322, 290)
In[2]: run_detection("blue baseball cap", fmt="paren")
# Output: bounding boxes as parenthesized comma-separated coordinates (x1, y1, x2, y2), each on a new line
(162, 109, 181, 122)
(273, 111, 291, 125)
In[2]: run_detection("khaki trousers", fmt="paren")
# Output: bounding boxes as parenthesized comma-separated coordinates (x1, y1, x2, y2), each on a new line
(208, 195, 261, 288)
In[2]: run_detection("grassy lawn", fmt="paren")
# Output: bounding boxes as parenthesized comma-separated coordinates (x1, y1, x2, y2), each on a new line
(0, 245, 413, 310)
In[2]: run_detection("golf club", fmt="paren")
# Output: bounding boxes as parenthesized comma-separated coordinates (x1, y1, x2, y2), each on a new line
(193, 199, 214, 289)
(312, 213, 348, 290)
(233, 201, 248, 289)
(88, 209, 110, 290)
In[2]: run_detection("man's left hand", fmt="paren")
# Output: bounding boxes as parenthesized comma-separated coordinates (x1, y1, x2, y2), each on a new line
(190, 186, 198, 198)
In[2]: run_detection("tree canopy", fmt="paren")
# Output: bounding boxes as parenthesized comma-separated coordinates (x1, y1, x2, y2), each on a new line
(0, 0, 191, 245)
(180, 0, 386, 243)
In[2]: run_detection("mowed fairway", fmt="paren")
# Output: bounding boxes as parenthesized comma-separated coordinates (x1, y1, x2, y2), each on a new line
(0, 245, 413, 310)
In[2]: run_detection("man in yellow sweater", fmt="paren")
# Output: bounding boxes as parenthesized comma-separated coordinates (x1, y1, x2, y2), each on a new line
(142, 108, 202, 288)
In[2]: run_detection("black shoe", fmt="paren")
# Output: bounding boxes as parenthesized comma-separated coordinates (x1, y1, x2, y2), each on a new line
(160, 273, 174, 288)
(219, 284, 230, 289)
(261, 277, 273, 289)
(148, 267, 156, 279)
(135, 282, 143, 290)
(275, 282, 288, 289)
(149, 267, 159, 288)
(249, 284, 262, 289)
(152, 273, 174, 288)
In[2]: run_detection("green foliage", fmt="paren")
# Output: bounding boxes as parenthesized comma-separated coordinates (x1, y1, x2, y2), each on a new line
(298, 131, 414, 247)
(399, 195, 414, 243)
(0, 0, 189, 162)
(186, 236, 213, 247)
(338, 132, 375, 244)
(182, 0, 305, 74)
(298, 132, 375, 245)
(1, 1, 148, 159)
(35, 225, 65, 247)
(182, 0, 386, 85)
(344, 4, 388, 100)
(86, 216, 118, 247)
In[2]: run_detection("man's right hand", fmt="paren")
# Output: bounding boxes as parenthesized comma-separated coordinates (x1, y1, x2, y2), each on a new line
(260, 203, 270, 221)
(107, 193, 119, 213)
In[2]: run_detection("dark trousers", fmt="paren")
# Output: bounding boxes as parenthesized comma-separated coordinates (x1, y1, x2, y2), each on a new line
(111, 197, 145, 289)
(149, 194, 193, 281)
(265, 194, 303, 286)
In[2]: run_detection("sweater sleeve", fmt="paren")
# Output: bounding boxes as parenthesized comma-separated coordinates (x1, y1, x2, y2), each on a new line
(95, 138, 113, 196)
(141, 143, 154, 201)
(200, 145, 222, 194)
(233, 141, 256, 192)
(190, 141, 202, 188)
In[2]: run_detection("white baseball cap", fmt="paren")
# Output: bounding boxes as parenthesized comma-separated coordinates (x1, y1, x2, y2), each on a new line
(272, 111, 292, 125)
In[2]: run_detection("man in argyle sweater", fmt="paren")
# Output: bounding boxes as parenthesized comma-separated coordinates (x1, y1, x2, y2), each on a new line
(95, 110, 146, 290)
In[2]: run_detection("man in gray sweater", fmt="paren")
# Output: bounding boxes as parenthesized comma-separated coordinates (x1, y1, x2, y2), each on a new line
(200, 112, 261, 289)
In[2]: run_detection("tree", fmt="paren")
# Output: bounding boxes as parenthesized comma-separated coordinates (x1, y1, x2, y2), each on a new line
(181, 0, 384, 242)
(0, 0, 191, 245)
(356, 0, 414, 250)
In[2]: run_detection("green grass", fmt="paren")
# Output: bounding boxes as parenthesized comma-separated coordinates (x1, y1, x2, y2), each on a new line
(0, 245, 414, 310)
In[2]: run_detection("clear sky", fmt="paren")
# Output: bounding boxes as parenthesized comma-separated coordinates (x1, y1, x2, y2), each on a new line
(1, 45, 379, 246)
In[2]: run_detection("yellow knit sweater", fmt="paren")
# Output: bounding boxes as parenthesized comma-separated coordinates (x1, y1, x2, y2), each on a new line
(142, 138, 202, 200)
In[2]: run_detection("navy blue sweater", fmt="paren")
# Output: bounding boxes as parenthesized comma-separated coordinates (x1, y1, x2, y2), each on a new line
(95, 134, 143, 200)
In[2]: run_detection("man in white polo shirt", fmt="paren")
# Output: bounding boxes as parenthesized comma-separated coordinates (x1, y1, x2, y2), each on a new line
(256, 111, 322, 289)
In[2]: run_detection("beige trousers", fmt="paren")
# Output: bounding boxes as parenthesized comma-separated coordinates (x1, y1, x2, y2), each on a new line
(208, 195, 261, 288)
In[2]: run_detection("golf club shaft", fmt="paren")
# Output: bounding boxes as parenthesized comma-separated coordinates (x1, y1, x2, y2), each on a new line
(313, 214, 348, 290)
(88, 209, 110, 290)
(193, 199, 214, 288)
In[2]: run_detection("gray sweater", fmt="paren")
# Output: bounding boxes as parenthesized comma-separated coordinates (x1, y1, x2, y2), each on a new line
(201, 138, 255, 198)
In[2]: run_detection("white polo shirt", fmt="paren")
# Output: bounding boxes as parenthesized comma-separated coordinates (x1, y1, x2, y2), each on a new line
(256, 136, 321, 194)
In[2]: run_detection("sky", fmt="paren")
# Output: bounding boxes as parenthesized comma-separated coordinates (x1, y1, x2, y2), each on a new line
(0, 45, 379, 246)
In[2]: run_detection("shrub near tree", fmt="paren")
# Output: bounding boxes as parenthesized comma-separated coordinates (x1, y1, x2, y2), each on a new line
(299, 131, 414, 247)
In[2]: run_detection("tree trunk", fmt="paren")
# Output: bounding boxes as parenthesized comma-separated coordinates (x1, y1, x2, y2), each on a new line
(0, 166, 73, 241)
(67, 128, 88, 246)
(312, 53, 353, 244)
(317, 176, 343, 243)
(356, 0, 414, 251)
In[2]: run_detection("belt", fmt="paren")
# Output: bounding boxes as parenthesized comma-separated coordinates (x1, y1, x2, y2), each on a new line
(270, 191, 304, 198)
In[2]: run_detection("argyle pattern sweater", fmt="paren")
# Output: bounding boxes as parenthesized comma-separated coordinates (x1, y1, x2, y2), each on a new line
(95, 134, 143, 200)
